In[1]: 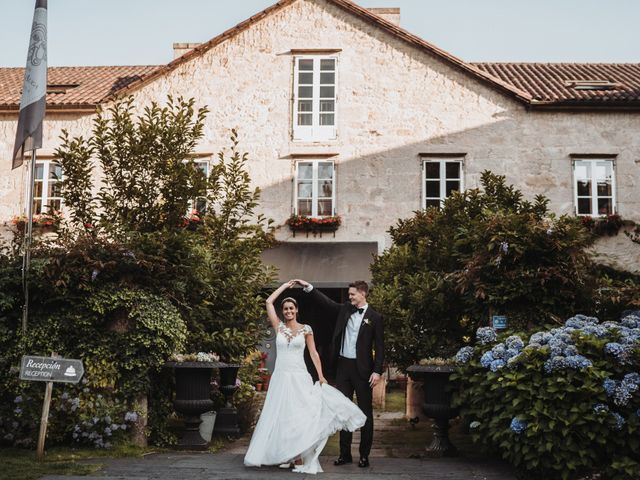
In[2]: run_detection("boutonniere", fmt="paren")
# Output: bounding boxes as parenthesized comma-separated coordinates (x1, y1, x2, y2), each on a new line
(362, 318, 371, 326)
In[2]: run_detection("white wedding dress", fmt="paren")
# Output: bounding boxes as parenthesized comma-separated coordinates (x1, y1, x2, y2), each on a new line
(244, 322, 366, 474)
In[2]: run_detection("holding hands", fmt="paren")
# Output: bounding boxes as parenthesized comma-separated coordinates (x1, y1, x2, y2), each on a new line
(272, 279, 309, 291)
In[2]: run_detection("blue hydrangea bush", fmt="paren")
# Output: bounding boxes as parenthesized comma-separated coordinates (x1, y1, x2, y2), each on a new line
(0, 379, 138, 449)
(452, 311, 640, 480)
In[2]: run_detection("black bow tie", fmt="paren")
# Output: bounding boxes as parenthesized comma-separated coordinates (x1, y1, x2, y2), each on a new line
(354, 307, 364, 315)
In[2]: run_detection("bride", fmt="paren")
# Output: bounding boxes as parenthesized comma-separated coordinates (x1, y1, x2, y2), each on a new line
(244, 280, 366, 474)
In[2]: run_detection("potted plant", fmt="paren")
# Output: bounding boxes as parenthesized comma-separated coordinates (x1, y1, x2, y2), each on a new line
(407, 357, 459, 456)
(581, 213, 626, 236)
(285, 214, 342, 237)
(11, 211, 63, 234)
(180, 209, 202, 230)
(165, 352, 222, 449)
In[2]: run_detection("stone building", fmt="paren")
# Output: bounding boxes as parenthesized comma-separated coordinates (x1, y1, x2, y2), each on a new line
(1, 0, 639, 291)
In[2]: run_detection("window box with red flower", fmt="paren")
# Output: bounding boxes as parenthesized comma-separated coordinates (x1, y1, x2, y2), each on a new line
(10, 211, 63, 234)
(180, 209, 202, 230)
(286, 214, 341, 237)
(580, 213, 626, 237)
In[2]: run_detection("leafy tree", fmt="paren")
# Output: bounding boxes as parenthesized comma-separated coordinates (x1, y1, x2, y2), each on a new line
(369, 171, 597, 369)
(55, 96, 209, 235)
(52, 96, 275, 358)
(0, 96, 275, 447)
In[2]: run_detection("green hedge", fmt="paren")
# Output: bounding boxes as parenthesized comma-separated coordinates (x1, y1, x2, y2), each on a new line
(0, 287, 186, 448)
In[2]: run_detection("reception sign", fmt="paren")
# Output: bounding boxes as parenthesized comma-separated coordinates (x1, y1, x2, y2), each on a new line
(20, 355, 84, 384)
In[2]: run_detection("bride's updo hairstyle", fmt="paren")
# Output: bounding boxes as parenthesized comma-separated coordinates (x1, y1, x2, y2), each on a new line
(280, 297, 298, 308)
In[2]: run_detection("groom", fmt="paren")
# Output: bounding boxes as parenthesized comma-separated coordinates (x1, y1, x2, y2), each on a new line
(295, 279, 384, 468)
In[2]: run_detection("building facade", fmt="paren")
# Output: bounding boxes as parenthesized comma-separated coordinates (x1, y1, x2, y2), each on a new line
(1, 0, 639, 285)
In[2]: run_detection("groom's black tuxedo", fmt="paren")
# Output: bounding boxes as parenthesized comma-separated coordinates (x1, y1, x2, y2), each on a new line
(309, 289, 384, 379)
(307, 287, 384, 460)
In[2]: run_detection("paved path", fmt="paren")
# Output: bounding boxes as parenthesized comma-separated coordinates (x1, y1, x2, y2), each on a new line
(42, 453, 516, 480)
(42, 402, 517, 479)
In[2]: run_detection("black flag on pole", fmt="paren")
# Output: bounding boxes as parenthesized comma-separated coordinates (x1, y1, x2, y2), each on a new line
(12, 0, 47, 169)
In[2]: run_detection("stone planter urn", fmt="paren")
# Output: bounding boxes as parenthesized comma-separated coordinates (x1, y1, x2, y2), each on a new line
(406, 364, 459, 457)
(213, 363, 243, 435)
(165, 361, 222, 449)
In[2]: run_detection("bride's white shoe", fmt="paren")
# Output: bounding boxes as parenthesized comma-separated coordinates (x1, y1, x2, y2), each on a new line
(279, 463, 293, 469)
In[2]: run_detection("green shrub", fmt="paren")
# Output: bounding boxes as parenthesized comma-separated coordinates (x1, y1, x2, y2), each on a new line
(452, 311, 640, 479)
(0, 288, 186, 448)
(370, 171, 596, 369)
(0, 97, 275, 449)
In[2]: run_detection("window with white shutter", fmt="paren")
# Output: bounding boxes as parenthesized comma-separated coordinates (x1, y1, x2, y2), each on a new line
(422, 158, 464, 209)
(294, 160, 335, 217)
(293, 56, 337, 141)
(33, 160, 62, 214)
(573, 158, 616, 216)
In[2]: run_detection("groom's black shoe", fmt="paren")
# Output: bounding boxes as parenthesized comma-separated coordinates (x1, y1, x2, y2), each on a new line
(334, 456, 352, 466)
(358, 457, 370, 468)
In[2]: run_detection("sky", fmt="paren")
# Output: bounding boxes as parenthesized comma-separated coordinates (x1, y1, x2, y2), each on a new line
(1, 0, 639, 68)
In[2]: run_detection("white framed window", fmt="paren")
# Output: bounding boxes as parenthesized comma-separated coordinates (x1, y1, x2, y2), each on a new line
(573, 158, 616, 216)
(293, 56, 337, 141)
(294, 160, 335, 217)
(33, 160, 62, 214)
(184, 158, 209, 214)
(422, 158, 464, 209)
(193, 159, 209, 213)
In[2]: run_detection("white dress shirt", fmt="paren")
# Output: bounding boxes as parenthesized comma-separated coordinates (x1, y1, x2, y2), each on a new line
(303, 284, 369, 360)
(340, 304, 368, 359)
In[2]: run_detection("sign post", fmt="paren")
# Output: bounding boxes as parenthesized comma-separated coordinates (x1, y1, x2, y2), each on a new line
(36, 380, 53, 459)
(19, 355, 84, 460)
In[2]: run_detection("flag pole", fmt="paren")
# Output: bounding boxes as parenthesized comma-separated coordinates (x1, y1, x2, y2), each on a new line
(13, 0, 48, 334)
(21, 149, 37, 334)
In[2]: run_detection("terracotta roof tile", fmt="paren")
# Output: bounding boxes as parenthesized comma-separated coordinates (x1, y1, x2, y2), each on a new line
(473, 63, 640, 107)
(2, 1, 640, 111)
(0, 65, 158, 110)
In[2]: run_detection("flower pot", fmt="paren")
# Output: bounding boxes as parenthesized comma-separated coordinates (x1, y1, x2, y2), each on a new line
(407, 364, 459, 457)
(286, 215, 341, 238)
(213, 363, 242, 435)
(165, 361, 221, 449)
(262, 373, 271, 391)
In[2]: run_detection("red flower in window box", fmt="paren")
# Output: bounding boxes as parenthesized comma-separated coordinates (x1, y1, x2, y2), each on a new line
(10, 211, 63, 233)
(581, 214, 625, 237)
(286, 214, 341, 235)
(180, 209, 202, 230)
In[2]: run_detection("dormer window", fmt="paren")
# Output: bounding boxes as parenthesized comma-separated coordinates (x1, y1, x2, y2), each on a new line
(46, 84, 79, 94)
(564, 80, 619, 91)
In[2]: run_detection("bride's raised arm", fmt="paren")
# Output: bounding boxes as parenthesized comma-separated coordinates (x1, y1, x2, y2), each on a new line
(265, 280, 295, 330)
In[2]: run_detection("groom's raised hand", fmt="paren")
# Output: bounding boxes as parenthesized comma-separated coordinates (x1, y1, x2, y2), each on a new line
(293, 279, 310, 288)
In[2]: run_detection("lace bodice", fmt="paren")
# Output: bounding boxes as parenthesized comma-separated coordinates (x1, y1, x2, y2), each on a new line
(274, 322, 313, 372)
(278, 322, 312, 344)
